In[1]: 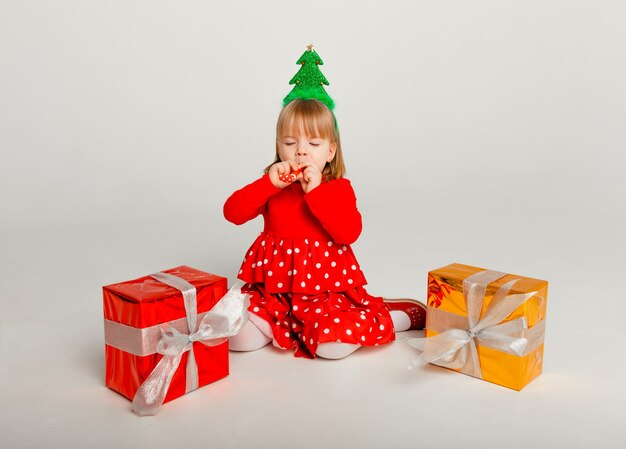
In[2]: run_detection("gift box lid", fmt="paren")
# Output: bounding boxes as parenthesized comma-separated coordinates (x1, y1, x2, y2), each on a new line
(103, 265, 226, 303)
(429, 262, 548, 294)
(103, 265, 229, 329)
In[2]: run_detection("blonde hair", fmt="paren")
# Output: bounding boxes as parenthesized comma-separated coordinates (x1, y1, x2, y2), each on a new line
(265, 99, 345, 180)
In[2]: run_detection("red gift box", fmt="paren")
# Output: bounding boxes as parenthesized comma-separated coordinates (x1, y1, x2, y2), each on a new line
(103, 266, 229, 406)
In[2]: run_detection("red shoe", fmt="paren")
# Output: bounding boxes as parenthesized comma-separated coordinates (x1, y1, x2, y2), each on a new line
(384, 299, 427, 331)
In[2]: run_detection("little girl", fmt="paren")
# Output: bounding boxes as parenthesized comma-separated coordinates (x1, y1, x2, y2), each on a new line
(224, 47, 425, 359)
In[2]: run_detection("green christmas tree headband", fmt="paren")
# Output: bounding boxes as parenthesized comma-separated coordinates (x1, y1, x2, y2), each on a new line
(283, 44, 335, 111)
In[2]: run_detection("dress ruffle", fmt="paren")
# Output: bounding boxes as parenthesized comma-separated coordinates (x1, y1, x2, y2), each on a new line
(238, 233, 367, 294)
(242, 283, 395, 358)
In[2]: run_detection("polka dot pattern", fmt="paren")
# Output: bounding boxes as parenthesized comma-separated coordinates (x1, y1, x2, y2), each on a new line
(238, 234, 366, 293)
(241, 283, 395, 358)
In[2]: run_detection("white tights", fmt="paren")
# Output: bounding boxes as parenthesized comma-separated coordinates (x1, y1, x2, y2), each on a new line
(229, 310, 411, 360)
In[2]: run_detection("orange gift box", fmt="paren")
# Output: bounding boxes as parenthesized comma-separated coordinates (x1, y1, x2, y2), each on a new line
(408, 263, 548, 391)
(102, 266, 230, 409)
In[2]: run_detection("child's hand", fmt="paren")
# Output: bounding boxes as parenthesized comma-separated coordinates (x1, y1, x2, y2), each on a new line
(269, 161, 301, 188)
(298, 162, 322, 193)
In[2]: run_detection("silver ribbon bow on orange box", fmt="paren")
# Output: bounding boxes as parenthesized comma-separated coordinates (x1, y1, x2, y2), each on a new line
(406, 270, 545, 379)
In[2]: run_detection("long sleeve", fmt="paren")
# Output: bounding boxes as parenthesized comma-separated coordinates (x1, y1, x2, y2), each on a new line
(303, 178, 362, 245)
(224, 174, 281, 225)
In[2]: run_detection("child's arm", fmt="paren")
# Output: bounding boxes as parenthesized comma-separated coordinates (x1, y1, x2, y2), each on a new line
(304, 179, 362, 244)
(223, 174, 281, 225)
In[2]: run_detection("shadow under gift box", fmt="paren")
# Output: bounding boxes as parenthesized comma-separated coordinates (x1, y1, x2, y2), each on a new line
(102, 266, 229, 403)
(426, 263, 548, 391)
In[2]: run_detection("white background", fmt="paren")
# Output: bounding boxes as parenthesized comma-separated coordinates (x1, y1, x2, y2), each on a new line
(1, 1, 625, 448)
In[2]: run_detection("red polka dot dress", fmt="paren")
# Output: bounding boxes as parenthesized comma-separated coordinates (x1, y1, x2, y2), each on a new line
(224, 174, 395, 358)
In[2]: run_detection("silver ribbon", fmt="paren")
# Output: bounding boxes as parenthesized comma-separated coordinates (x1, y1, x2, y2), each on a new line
(129, 273, 249, 416)
(105, 311, 213, 357)
(406, 270, 545, 379)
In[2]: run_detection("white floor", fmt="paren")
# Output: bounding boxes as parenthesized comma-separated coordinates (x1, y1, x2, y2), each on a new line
(1, 216, 624, 449)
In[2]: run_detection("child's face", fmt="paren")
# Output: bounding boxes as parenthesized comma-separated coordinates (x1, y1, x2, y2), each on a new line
(277, 133, 337, 172)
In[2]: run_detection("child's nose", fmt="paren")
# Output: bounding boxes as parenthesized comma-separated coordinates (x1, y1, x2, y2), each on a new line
(296, 145, 308, 155)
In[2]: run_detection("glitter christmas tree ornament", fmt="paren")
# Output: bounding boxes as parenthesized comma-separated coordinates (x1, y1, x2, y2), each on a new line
(283, 44, 335, 110)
